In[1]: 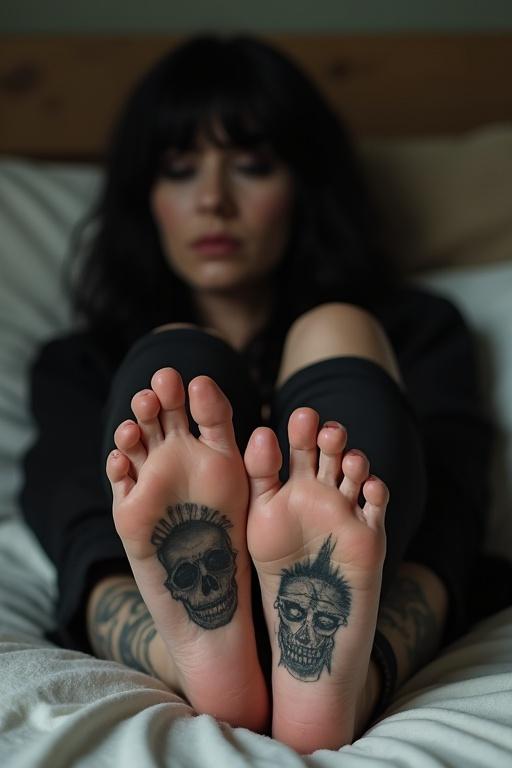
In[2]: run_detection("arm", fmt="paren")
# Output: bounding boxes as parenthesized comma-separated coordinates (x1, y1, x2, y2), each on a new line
(20, 334, 130, 650)
(358, 561, 448, 731)
(375, 287, 493, 641)
(398, 290, 493, 640)
(358, 289, 493, 728)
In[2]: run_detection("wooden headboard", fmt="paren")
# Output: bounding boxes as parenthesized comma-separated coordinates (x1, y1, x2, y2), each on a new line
(1, 34, 511, 160)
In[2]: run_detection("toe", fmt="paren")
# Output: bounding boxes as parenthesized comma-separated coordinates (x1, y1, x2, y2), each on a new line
(244, 427, 282, 501)
(188, 375, 238, 453)
(114, 420, 147, 476)
(288, 408, 319, 478)
(106, 449, 135, 505)
(339, 449, 370, 506)
(317, 421, 347, 486)
(361, 475, 389, 530)
(131, 389, 164, 450)
(151, 368, 190, 434)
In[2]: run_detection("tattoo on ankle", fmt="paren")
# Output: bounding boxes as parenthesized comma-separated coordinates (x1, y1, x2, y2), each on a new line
(274, 535, 351, 681)
(377, 575, 438, 667)
(151, 502, 238, 629)
(94, 584, 157, 675)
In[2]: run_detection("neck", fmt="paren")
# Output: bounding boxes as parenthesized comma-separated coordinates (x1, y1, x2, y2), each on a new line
(193, 282, 275, 352)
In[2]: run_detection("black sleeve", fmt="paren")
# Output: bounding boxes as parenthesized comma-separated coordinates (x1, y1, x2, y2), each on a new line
(19, 334, 131, 651)
(381, 288, 495, 641)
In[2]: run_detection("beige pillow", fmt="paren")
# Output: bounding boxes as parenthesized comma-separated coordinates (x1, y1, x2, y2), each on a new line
(361, 124, 512, 274)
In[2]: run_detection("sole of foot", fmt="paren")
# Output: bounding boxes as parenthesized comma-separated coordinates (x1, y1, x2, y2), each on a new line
(106, 366, 268, 731)
(244, 408, 389, 753)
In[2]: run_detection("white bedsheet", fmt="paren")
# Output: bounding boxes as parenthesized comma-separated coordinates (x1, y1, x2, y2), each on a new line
(1, 517, 511, 768)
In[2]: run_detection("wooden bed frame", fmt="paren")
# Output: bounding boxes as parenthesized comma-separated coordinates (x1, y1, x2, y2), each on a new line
(1, 33, 512, 160)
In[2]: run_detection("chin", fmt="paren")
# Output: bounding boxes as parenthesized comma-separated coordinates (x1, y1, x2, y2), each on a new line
(195, 272, 255, 294)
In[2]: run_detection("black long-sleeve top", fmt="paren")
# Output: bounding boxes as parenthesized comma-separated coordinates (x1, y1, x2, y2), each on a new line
(20, 285, 494, 651)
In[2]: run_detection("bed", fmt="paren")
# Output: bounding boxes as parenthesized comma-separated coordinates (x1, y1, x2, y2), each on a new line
(1, 33, 512, 767)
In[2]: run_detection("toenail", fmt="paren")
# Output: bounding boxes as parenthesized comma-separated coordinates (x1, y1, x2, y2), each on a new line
(324, 421, 343, 429)
(254, 430, 268, 448)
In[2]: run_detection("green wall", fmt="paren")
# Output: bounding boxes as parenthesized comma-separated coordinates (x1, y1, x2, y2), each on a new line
(1, 0, 512, 34)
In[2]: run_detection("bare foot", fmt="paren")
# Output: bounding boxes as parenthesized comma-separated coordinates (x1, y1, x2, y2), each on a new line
(106, 367, 268, 731)
(244, 408, 389, 753)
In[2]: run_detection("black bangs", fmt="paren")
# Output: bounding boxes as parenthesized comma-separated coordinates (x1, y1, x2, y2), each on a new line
(150, 36, 292, 164)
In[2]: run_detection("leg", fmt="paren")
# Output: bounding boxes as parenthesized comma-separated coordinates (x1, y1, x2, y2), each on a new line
(273, 302, 426, 597)
(244, 303, 444, 752)
(92, 327, 268, 730)
(275, 302, 403, 390)
(275, 304, 448, 690)
(245, 406, 389, 753)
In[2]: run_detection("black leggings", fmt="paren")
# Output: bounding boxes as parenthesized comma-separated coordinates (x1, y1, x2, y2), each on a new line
(102, 327, 427, 606)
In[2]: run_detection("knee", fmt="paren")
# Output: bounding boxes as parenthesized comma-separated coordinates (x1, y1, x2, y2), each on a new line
(281, 302, 403, 386)
(285, 302, 383, 348)
(152, 322, 230, 344)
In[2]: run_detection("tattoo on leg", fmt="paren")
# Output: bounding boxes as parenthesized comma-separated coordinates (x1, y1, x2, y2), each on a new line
(151, 502, 238, 629)
(94, 584, 157, 675)
(274, 535, 351, 681)
(377, 575, 438, 667)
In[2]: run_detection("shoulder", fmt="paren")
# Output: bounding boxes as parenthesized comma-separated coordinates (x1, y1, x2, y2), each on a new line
(364, 282, 483, 391)
(368, 283, 471, 352)
(370, 283, 466, 330)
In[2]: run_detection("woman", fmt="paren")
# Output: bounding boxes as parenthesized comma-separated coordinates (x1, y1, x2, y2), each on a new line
(21, 34, 491, 754)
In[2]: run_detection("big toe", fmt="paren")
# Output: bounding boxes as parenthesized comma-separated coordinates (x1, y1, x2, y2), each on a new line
(188, 375, 238, 453)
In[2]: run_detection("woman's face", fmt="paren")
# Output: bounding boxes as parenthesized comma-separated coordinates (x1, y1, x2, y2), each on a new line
(150, 130, 294, 295)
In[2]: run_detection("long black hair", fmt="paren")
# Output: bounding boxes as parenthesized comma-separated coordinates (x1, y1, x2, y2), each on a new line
(70, 34, 396, 369)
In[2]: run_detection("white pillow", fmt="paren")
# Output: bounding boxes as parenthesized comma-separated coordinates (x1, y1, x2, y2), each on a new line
(0, 158, 100, 519)
(0, 153, 511, 558)
(361, 124, 512, 273)
(413, 262, 512, 558)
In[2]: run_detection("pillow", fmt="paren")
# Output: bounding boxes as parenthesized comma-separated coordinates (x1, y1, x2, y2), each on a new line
(413, 262, 512, 559)
(360, 123, 512, 274)
(0, 132, 511, 558)
(0, 159, 100, 519)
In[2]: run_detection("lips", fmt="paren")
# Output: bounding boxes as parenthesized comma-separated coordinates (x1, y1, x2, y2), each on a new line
(191, 234, 241, 254)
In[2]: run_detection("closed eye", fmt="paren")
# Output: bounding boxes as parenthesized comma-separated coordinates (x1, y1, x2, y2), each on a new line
(314, 613, 341, 632)
(280, 599, 306, 622)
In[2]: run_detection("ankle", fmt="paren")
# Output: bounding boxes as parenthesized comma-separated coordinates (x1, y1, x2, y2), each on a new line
(86, 574, 135, 653)
(354, 659, 383, 737)
(377, 562, 448, 689)
(86, 574, 183, 692)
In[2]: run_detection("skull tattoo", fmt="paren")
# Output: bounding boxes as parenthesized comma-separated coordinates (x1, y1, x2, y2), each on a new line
(275, 535, 351, 681)
(151, 502, 237, 629)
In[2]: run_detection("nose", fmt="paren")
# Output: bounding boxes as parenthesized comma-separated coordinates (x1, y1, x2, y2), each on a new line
(196, 163, 235, 217)
(201, 574, 219, 596)
(295, 617, 314, 647)
(198, 560, 219, 596)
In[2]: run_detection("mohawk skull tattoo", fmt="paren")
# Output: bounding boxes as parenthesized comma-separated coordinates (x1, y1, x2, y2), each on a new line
(274, 535, 351, 681)
(151, 502, 237, 629)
